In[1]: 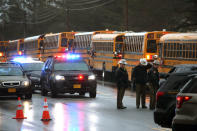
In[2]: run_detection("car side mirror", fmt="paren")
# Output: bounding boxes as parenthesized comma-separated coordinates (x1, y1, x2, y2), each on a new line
(26, 73, 31, 77)
(45, 68, 50, 72)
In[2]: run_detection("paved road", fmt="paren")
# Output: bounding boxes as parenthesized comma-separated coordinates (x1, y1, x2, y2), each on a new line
(0, 82, 171, 131)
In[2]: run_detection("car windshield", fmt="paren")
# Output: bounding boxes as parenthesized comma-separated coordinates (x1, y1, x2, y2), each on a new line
(0, 67, 23, 76)
(169, 66, 193, 73)
(54, 61, 89, 71)
(21, 63, 44, 71)
(181, 78, 197, 93)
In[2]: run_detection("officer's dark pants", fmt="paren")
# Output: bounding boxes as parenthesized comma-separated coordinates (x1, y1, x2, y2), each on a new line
(136, 83, 146, 108)
(149, 84, 158, 109)
(117, 86, 126, 108)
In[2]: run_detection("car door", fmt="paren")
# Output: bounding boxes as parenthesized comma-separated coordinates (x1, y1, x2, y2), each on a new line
(45, 59, 53, 88)
(41, 58, 51, 86)
(178, 78, 197, 123)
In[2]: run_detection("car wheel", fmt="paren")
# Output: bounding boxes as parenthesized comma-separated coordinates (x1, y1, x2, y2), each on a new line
(89, 90, 96, 98)
(51, 89, 57, 98)
(25, 93, 32, 99)
(79, 92, 85, 96)
(41, 82, 48, 96)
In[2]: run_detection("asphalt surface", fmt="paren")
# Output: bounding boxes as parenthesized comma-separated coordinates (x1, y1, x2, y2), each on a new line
(0, 81, 171, 131)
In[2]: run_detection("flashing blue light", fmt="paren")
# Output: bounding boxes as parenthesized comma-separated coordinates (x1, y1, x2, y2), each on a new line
(12, 57, 34, 63)
(66, 54, 80, 60)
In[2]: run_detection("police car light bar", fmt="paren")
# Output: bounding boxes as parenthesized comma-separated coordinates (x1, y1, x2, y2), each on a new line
(12, 57, 34, 63)
(55, 54, 80, 60)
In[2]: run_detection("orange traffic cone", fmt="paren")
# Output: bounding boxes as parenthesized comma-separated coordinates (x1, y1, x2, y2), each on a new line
(41, 98, 51, 121)
(13, 97, 27, 119)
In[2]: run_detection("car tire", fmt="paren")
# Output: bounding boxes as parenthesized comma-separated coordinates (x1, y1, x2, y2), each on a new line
(51, 89, 57, 98)
(89, 90, 96, 98)
(25, 93, 32, 99)
(41, 82, 48, 96)
(79, 92, 85, 96)
(172, 125, 183, 131)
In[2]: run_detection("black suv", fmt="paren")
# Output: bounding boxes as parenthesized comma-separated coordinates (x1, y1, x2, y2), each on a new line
(0, 62, 32, 99)
(40, 54, 97, 98)
(154, 64, 197, 128)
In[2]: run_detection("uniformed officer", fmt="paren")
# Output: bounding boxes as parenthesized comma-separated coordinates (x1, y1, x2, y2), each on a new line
(132, 58, 152, 109)
(148, 60, 160, 110)
(115, 59, 129, 109)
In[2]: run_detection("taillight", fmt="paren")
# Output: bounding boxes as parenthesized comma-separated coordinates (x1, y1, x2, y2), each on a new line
(78, 74, 84, 80)
(156, 91, 164, 101)
(176, 96, 192, 109)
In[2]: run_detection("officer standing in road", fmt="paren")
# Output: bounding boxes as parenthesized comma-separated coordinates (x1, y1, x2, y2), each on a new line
(132, 58, 152, 109)
(148, 60, 160, 110)
(115, 59, 129, 109)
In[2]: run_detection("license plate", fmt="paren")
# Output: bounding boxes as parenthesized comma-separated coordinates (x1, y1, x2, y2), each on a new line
(73, 84, 81, 88)
(8, 88, 16, 93)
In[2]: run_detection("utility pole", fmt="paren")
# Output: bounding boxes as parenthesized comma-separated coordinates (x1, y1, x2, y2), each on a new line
(64, 0, 70, 31)
(24, 11, 27, 37)
(66, 8, 70, 31)
(124, 0, 128, 31)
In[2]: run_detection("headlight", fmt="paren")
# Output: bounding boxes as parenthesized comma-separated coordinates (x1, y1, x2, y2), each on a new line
(22, 81, 30, 87)
(88, 75, 96, 80)
(55, 75, 65, 80)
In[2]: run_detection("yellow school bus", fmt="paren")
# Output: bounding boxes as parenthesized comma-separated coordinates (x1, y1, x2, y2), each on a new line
(7, 39, 25, 60)
(0, 41, 8, 62)
(90, 33, 124, 81)
(74, 32, 93, 63)
(123, 31, 171, 80)
(19, 35, 45, 59)
(159, 33, 197, 73)
(74, 30, 114, 64)
(40, 32, 75, 61)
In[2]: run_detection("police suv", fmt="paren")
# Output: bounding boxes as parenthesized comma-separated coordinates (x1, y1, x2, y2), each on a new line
(40, 54, 97, 98)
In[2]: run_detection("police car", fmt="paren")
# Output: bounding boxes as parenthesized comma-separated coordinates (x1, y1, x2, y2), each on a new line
(40, 54, 97, 98)
(12, 57, 44, 92)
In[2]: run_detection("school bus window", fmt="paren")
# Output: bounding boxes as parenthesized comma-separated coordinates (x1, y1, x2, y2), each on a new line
(61, 38, 68, 47)
(178, 43, 182, 58)
(0, 46, 6, 52)
(147, 40, 157, 53)
(68, 39, 73, 50)
(19, 43, 24, 51)
(115, 43, 123, 53)
(147, 33, 154, 39)
(40, 40, 44, 49)
(116, 36, 123, 42)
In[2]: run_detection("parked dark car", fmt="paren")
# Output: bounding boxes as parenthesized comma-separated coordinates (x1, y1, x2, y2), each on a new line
(172, 74, 197, 131)
(12, 57, 44, 92)
(154, 64, 197, 128)
(40, 54, 97, 98)
(0, 62, 32, 99)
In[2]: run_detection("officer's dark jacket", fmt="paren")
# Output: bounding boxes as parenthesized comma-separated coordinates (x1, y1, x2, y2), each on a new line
(148, 67, 159, 88)
(115, 67, 129, 88)
(132, 63, 152, 85)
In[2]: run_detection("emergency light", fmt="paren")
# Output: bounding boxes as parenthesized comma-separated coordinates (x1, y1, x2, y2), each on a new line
(55, 54, 80, 60)
(0, 52, 3, 57)
(18, 51, 22, 55)
(78, 74, 84, 80)
(12, 57, 34, 63)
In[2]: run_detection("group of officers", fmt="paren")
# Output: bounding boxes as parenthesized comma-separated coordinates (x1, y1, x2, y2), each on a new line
(115, 58, 160, 110)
